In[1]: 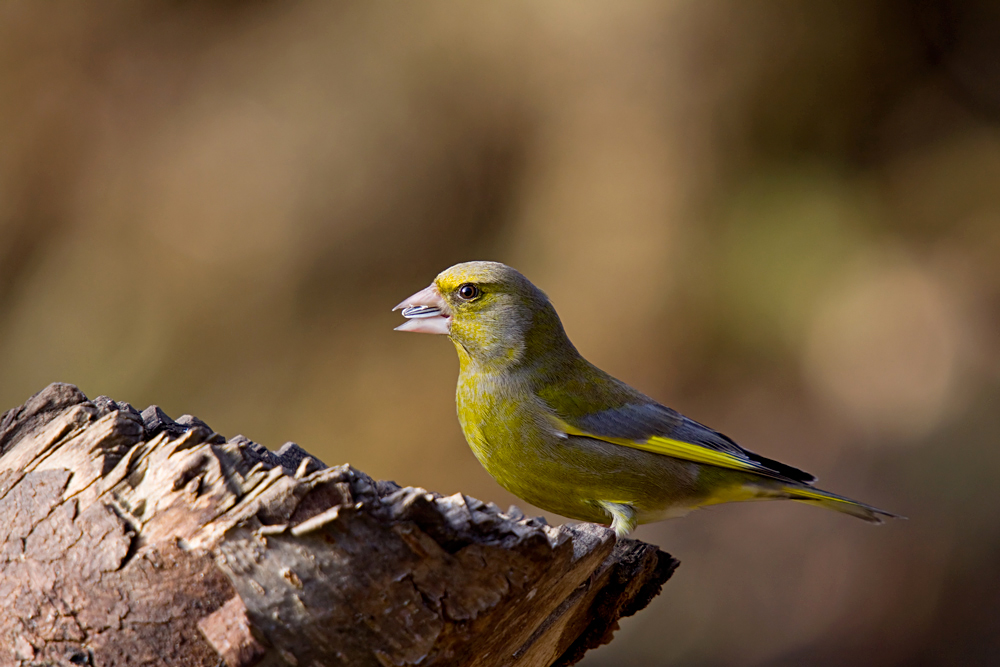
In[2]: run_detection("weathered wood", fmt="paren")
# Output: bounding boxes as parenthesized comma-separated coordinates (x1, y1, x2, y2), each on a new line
(0, 383, 677, 666)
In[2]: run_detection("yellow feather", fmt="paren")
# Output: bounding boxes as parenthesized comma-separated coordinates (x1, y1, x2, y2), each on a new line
(553, 417, 763, 474)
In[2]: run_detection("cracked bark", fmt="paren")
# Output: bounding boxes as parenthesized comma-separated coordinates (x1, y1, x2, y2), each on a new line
(0, 383, 677, 667)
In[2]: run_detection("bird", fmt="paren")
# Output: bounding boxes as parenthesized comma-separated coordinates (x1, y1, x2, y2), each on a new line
(393, 261, 900, 537)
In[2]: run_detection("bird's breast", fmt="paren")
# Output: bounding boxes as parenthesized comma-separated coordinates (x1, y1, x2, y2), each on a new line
(455, 371, 545, 465)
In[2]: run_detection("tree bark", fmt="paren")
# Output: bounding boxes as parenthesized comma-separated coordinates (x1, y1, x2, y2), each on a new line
(0, 383, 676, 667)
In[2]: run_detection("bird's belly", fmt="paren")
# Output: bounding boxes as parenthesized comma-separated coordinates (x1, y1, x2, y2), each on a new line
(466, 423, 709, 525)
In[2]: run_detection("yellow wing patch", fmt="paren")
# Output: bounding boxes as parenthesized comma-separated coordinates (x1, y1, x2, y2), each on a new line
(553, 417, 764, 474)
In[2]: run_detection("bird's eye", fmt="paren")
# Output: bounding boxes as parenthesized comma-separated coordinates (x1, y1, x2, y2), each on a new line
(457, 283, 480, 300)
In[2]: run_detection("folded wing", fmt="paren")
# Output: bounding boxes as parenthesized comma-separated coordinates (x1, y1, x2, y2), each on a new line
(553, 401, 817, 485)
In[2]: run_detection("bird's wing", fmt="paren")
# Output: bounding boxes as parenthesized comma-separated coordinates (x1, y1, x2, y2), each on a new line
(549, 402, 816, 484)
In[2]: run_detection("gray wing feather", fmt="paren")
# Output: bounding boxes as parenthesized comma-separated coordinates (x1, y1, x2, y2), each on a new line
(572, 402, 816, 484)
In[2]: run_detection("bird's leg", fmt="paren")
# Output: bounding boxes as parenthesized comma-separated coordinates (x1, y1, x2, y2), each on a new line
(597, 501, 638, 538)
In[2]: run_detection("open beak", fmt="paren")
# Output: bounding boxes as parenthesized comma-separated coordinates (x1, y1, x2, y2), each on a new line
(393, 284, 451, 334)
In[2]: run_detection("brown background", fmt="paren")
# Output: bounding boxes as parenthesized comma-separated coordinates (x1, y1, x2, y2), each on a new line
(2, 2, 999, 665)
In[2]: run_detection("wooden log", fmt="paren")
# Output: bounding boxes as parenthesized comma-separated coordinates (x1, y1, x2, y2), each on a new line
(0, 383, 677, 666)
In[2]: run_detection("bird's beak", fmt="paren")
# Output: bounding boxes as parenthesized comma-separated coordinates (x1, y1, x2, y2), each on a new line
(393, 284, 451, 334)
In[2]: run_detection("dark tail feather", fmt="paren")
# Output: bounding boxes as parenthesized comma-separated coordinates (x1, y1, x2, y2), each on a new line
(782, 484, 904, 524)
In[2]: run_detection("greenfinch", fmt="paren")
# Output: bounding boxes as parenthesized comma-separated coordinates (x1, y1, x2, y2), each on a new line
(394, 261, 899, 537)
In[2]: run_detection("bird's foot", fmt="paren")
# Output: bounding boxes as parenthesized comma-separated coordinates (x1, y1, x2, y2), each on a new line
(596, 501, 638, 539)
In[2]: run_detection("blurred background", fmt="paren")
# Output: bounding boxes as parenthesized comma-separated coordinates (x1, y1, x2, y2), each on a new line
(2, 1, 999, 664)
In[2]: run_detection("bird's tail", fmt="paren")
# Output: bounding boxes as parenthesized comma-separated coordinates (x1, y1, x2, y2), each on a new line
(781, 484, 903, 524)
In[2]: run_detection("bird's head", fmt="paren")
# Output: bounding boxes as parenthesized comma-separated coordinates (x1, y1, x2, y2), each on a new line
(394, 261, 574, 369)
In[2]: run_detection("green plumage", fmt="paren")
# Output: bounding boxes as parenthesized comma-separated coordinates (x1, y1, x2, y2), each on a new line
(397, 261, 899, 537)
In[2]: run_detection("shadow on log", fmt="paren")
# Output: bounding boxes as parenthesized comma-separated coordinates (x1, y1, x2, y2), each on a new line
(0, 383, 677, 666)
